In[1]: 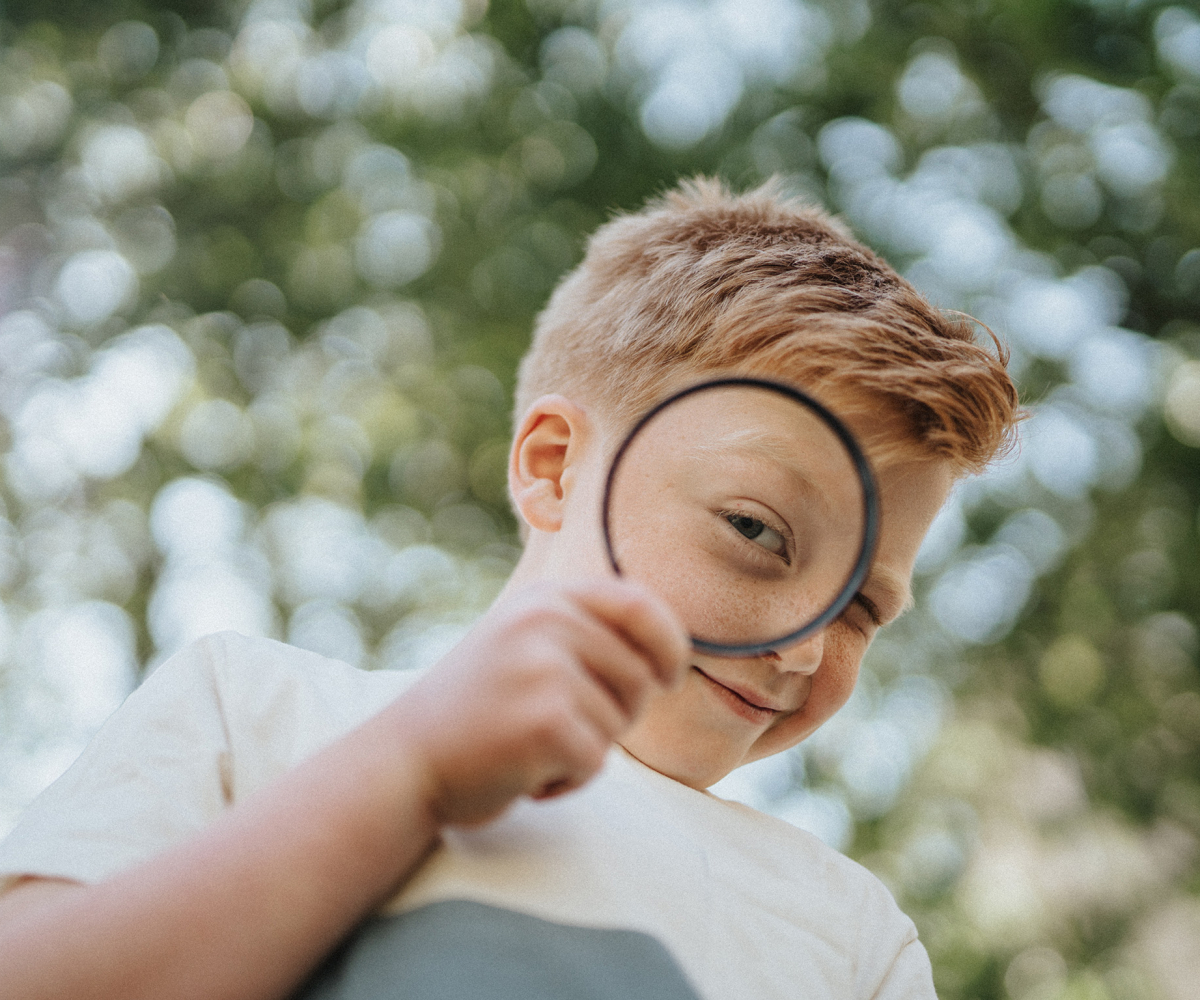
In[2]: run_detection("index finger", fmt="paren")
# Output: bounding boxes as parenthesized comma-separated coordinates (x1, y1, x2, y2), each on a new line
(563, 578, 689, 688)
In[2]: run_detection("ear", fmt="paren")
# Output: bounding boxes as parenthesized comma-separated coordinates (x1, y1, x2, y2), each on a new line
(509, 395, 592, 533)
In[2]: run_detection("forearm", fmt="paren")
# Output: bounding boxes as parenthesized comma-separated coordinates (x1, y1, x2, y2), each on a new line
(0, 704, 440, 1000)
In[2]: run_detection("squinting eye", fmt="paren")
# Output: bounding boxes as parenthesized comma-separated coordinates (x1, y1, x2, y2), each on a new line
(726, 514, 788, 559)
(843, 594, 882, 637)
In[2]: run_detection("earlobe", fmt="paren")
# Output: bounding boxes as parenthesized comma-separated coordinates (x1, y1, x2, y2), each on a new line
(509, 395, 590, 533)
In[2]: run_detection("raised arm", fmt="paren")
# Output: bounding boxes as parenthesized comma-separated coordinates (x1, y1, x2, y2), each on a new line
(0, 578, 686, 1000)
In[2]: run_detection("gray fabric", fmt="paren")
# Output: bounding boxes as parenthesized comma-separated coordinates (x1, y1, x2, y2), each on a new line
(295, 899, 704, 1000)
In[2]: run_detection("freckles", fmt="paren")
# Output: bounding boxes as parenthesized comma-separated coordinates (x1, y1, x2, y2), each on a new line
(797, 637, 863, 730)
(818, 649, 859, 699)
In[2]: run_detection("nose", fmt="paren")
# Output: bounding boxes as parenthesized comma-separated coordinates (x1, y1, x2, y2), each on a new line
(768, 629, 825, 675)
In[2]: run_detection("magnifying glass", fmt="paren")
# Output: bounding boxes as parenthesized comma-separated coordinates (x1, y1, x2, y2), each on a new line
(602, 378, 879, 657)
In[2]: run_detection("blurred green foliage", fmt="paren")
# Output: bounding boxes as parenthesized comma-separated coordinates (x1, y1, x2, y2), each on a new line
(0, 0, 1198, 998)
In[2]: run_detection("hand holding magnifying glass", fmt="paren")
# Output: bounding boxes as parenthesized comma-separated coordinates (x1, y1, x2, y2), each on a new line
(602, 379, 880, 658)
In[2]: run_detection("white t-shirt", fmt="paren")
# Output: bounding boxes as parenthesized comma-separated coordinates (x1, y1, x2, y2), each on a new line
(0, 631, 936, 1000)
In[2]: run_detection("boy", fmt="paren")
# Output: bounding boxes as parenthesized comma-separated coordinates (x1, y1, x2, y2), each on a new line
(0, 179, 1017, 999)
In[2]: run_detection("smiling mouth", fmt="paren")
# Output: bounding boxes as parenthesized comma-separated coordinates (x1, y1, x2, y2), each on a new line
(693, 666, 782, 724)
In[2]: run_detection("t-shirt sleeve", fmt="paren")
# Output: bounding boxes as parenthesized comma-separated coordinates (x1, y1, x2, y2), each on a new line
(0, 634, 233, 893)
(848, 868, 938, 1000)
(869, 936, 937, 999)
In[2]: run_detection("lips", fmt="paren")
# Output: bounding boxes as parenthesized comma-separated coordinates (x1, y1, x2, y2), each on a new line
(693, 666, 786, 723)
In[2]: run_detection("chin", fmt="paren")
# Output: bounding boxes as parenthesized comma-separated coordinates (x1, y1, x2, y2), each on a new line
(620, 732, 746, 791)
(621, 681, 768, 788)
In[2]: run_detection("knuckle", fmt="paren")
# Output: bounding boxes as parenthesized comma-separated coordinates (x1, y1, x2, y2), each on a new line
(617, 576, 657, 607)
(512, 601, 568, 634)
(516, 650, 560, 684)
(529, 693, 577, 745)
(507, 636, 573, 684)
(606, 579, 647, 614)
(577, 576, 642, 614)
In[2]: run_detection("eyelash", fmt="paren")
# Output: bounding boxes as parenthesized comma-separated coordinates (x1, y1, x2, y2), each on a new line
(716, 507, 792, 565)
(844, 594, 882, 635)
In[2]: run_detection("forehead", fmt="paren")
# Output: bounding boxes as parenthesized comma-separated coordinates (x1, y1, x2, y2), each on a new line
(628, 383, 865, 499)
(622, 372, 928, 458)
(632, 382, 852, 449)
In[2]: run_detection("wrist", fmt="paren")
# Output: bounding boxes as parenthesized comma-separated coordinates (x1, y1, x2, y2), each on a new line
(286, 699, 444, 903)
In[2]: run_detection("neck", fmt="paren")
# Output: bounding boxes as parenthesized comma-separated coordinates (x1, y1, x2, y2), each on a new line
(499, 523, 612, 600)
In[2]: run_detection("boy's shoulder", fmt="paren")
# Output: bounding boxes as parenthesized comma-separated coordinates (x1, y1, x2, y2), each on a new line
(616, 750, 888, 890)
(714, 791, 909, 916)
(143, 630, 417, 741)
(0, 632, 420, 890)
(188, 630, 415, 708)
(164, 631, 420, 792)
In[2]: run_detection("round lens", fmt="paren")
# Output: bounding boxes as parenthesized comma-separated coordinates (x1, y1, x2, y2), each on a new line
(602, 379, 878, 657)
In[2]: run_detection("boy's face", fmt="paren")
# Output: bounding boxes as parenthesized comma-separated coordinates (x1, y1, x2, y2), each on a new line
(617, 454, 952, 789)
(511, 388, 954, 790)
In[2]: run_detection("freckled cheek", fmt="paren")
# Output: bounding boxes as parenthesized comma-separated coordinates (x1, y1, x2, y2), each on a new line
(814, 656, 859, 716)
(789, 635, 864, 735)
(748, 628, 872, 761)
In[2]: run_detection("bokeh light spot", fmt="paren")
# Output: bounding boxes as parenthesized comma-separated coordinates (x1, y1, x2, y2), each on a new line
(55, 250, 137, 327)
(1039, 635, 1105, 707)
(185, 90, 255, 159)
(1164, 360, 1200, 446)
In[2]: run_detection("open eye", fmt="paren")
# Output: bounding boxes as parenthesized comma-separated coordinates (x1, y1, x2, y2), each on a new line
(725, 513, 789, 560)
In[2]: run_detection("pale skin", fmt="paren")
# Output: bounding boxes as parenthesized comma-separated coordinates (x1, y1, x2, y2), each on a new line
(0, 389, 951, 1000)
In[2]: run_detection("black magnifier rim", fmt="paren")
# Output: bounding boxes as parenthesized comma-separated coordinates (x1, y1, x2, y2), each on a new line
(601, 377, 881, 658)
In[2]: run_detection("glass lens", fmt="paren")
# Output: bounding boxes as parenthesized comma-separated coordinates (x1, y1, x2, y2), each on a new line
(603, 381, 874, 655)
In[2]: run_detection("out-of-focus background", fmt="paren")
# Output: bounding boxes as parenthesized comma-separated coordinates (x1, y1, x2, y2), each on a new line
(0, 0, 1197, 994)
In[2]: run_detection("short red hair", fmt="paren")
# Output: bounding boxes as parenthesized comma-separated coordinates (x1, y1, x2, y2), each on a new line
(515, 177, 1018, 474)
